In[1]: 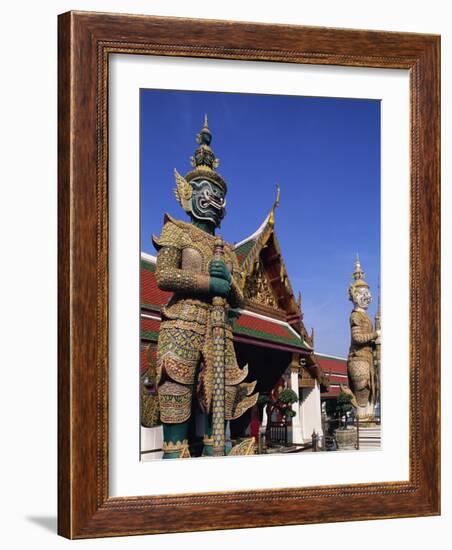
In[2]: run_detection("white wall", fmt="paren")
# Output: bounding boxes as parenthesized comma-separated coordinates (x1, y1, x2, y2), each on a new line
(299, 381, 324, 443)
(0, 0, 450, 548)
(140, 426, 163, 460)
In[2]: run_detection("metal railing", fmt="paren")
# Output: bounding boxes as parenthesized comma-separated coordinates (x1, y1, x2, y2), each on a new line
(267, 422, 288, 446)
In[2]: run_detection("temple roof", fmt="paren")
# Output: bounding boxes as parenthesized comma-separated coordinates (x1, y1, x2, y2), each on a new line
(232, 193, 315, 352)
(235, 213, 299, 312)
(141, 254, 171, 310)
(234, 214, 270, 266)
(314, 353, 348, 397)
(232, 310, 308, 350)
(315, 353, 348, 375)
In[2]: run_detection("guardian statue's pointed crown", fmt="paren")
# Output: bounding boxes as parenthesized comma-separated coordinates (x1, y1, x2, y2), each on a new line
(185, 114, 227, 192)
(348, 254, 372, 309)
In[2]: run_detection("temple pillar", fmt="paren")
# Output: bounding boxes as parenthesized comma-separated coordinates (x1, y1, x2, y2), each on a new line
(261, 405, 268, 431)
(312, 380, 323, 443)
(289, 355, 303, 445)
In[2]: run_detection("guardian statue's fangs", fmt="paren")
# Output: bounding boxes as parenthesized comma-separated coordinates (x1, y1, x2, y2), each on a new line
(152, 115, 258, 458)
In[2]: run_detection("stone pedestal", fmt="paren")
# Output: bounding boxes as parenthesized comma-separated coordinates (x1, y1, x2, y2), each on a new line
(335, 427, 357, 450)
(358, 425, 381, 450)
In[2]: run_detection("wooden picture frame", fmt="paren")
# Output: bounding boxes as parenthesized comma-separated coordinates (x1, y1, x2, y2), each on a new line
(58, 11, 440, 538)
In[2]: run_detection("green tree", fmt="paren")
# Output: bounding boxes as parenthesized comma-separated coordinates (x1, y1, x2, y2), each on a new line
(277, 388, 299, 405)
(257, 394, 269, 406)
(324, 398, 337, 418)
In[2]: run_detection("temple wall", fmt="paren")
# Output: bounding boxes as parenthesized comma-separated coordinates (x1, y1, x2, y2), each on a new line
(141, 426, 163, 461)
(290, 370, 303, 445)
(299, 380, 323, 445)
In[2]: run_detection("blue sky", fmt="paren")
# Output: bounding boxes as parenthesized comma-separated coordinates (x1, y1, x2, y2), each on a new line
(140, 89, 380, 358)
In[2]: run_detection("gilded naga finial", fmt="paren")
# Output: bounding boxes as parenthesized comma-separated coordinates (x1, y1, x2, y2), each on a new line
(268, 184, 281, 226)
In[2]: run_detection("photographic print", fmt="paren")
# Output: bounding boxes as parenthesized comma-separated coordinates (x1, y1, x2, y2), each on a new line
(139, 89, 381, 460)
(58, 12, 440, 536)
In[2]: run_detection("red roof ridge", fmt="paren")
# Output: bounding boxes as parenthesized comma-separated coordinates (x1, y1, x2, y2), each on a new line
(315, 352, 347, 362)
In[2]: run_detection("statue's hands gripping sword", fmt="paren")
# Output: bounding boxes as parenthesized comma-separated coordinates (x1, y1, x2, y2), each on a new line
(209, 256, 231, 298)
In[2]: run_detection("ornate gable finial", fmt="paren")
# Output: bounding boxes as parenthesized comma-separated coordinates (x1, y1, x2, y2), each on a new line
(268, 184, 281, 226)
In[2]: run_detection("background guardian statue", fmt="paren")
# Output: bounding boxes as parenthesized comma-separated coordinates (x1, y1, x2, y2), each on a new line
(344, 256, 380, 423)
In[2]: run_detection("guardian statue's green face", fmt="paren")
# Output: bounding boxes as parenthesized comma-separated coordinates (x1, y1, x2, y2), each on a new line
(173, 115, 228, 229)
(190, 178, 226, 227)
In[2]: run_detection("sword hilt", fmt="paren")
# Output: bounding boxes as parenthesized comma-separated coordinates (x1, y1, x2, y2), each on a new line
(213, 236, 225, 257)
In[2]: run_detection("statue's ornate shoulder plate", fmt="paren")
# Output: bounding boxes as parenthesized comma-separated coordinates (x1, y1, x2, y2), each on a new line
(152, 214, 193, 251)
(350, 309, 372, 328)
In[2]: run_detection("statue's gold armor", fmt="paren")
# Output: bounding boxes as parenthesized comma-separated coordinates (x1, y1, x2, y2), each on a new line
(347, 310, 377, 407)
(153, 214, 257, 426)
